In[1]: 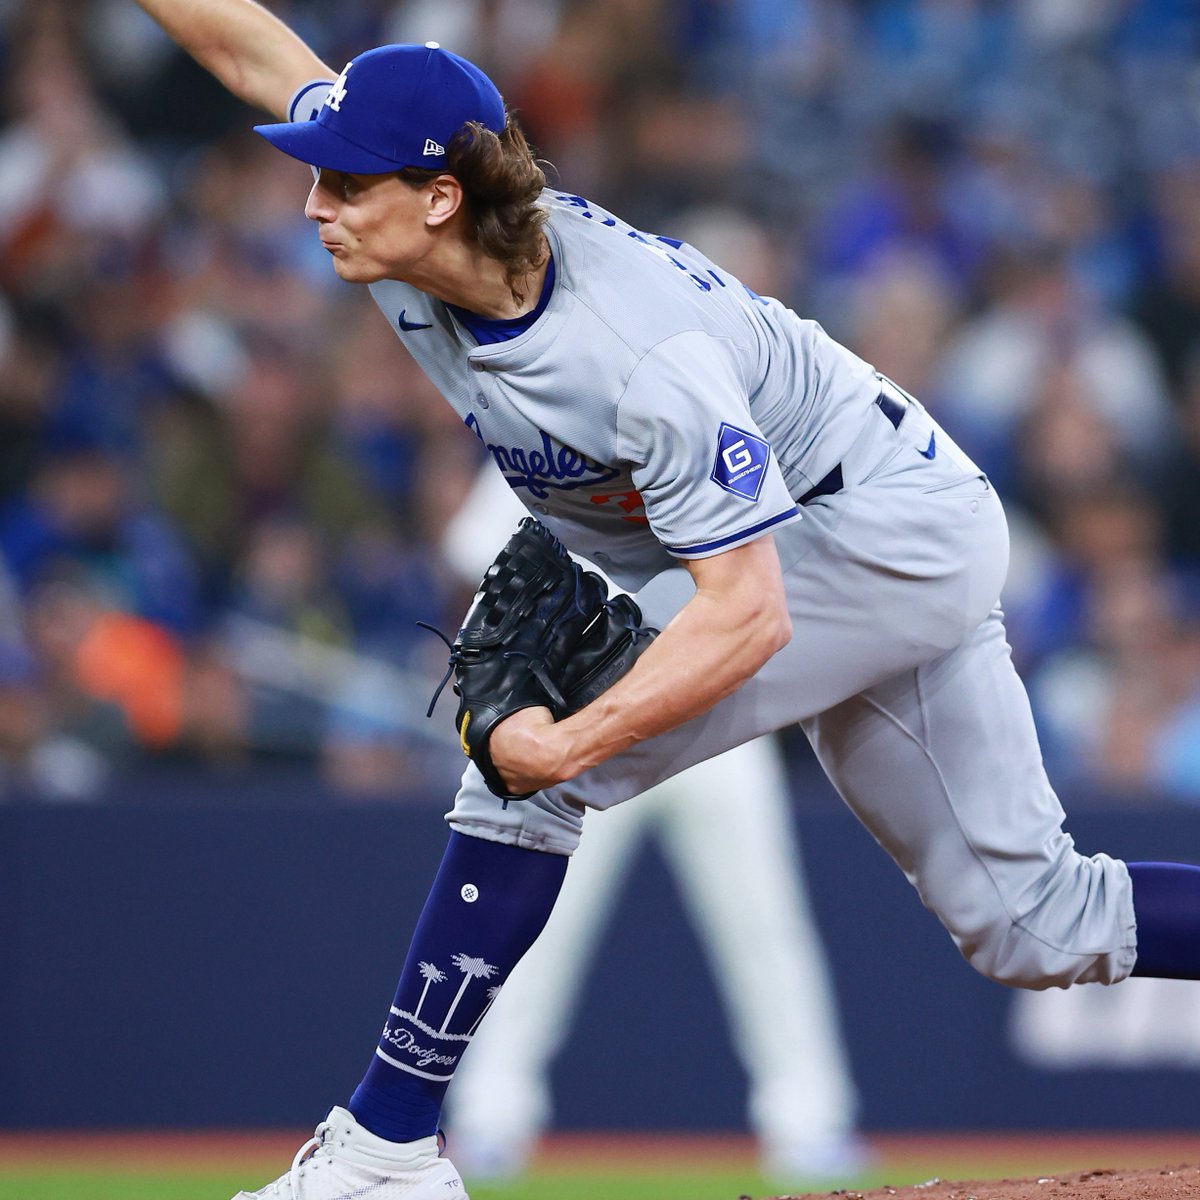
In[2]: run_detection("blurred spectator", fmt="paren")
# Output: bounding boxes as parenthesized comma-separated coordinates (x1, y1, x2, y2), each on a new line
(1011, 364, 1124, 512)
(812, 118, 983, 297)
(1017, 484, 1200, 792)
(145, 347, 387, 596)
(74, 606, 186, 747)
(166, 129, 333, 330)
(0, 3, 165, 289)
(21, 573, 133, 795)
(229, 516, 351, 647)
(933, 248, 1172, 494)
(1133, 167, 1200, 397)
(222, 514, 351, 757)
(0, 446, 201, 633)
(180, 639, 250, 765)
(839, 246, 959, 396)
(1008, 483, 1162, 671)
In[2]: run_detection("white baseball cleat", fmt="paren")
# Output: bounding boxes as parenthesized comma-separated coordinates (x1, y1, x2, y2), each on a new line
(231, 1106, 469, 1199)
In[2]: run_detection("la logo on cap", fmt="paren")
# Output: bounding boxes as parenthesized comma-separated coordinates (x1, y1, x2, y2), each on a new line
(423, 138, 445, 156)
(326, 62, 352, 112)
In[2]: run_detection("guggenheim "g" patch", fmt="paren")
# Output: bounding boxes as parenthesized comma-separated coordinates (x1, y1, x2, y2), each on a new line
(711, 423, 769, 501)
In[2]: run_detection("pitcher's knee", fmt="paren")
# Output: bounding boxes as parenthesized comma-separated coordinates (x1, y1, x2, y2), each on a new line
(956, 916, 1075, 988)
(449, 765, 585, 856)
(947, 851, 1136, 989)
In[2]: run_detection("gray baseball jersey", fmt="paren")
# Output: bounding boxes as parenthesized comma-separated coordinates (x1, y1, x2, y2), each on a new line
(368, 190, 880, 592)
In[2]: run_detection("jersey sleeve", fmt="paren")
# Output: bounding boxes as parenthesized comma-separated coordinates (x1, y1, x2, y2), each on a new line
(615, 331, 801, 559)
(288, 79, 332, 123)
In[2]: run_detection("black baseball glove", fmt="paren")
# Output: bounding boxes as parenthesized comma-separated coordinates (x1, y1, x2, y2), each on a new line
(423, 518, 657, 802)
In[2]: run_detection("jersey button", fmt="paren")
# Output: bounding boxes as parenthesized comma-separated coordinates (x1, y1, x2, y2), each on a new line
(533, 504, 549, 515)
(477, 395, 490, 409)
(470, 360, 488, 372)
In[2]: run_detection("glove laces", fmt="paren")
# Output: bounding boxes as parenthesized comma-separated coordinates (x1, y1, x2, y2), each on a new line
(415, 621, 571, 716)
(415, 622, 461, 718)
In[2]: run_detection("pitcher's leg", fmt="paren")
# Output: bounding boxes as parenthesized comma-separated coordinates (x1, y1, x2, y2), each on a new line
(443, 802, 648, 1171)
(350, 834, 568, 1137)
(804, 609, 1136, 988)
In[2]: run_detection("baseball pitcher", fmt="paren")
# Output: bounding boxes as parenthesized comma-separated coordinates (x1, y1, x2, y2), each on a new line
(130, 4, 1200, 1198)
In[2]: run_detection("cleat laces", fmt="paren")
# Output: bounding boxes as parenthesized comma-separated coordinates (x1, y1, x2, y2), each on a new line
(250, 1121, 329, 1197)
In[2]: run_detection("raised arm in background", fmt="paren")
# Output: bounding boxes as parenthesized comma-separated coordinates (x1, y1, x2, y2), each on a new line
(134, 0, 333, 118)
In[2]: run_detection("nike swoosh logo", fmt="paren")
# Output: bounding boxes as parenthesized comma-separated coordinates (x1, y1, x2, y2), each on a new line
(334, 1178, 395, 1199)
(918, 431, 937, 459)
(397, 309, 433, 332)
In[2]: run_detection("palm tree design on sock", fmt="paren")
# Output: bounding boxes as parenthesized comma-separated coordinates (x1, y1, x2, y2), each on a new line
(467, 985, 503, 1036)
(441, 953, 498, 1033)
(413, 961, 448, 1022)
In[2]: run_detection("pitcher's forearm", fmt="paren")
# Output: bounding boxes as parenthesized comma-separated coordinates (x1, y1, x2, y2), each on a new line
(559, 584, 790, 771)
(135, 0, 332, 117)
(488, 535, 793, 795)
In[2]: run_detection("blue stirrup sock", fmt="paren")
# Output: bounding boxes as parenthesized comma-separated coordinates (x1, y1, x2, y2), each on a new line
(349, 831, 568, 1143)
(1128, 861, 1200, 979)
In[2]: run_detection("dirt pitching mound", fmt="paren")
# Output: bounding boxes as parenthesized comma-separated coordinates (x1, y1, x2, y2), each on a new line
(771, 1164, 1200, 1200)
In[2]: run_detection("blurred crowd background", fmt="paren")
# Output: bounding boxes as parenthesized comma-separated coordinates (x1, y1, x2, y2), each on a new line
(0, 0, 1197, 805)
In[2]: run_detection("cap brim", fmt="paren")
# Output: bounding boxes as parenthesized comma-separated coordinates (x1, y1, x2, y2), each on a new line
(254, 119, 402, 174)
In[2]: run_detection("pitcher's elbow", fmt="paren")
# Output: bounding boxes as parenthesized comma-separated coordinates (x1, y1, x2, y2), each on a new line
(770, 610, 792, 655)
(750, 602, 791, 662)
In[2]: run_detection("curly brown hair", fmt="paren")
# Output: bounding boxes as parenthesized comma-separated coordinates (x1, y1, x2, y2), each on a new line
(398, 112, 549, 302)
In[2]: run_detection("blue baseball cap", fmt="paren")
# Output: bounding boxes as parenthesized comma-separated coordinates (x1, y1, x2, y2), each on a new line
(254, 42, 506, 174)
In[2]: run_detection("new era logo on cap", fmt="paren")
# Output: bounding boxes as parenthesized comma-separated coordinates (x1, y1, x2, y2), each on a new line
(423, 138, 446, 156)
